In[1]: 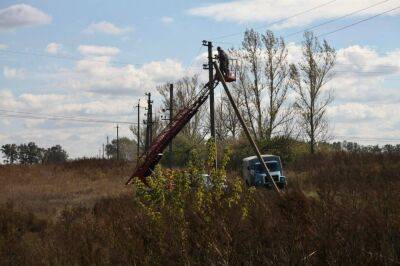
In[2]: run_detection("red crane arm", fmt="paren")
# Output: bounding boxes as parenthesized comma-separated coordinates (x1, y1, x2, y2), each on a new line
(126, 79, 219, 185)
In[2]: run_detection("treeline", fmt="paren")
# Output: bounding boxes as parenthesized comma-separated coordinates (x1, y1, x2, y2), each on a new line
(1, 143, 68, 165)
(330, 141, 400, 154)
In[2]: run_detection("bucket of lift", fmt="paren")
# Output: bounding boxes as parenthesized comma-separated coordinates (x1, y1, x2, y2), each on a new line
(216, 58, 237, 83)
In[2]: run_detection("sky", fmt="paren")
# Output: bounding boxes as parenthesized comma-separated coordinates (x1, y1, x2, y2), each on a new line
(0, 0, 400, 158)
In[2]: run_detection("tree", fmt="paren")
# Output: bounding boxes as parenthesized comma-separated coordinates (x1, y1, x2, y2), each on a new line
(228, 29, 294, 142)
(106, 137, 136, 160)
(263, 30, 293, 140)
(43, 145, 68, 164)
(158, 75, 207, 140)
(216, 94, 238, 141)
(1, 144, 18, 164)
(241, 29, 263, 139)
(17, 142, 43, 164)
(290, 31, 336, 154)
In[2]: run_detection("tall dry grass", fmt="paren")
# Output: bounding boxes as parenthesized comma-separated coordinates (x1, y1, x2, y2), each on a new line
(0, 153, 399, 265)
(0, 159, 133, 219)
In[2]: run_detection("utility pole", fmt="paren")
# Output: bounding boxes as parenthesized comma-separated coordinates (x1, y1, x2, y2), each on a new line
(116, 125, 119, 160)
(102, 143, 105, 159)
(145, 93, 153, 151)
(169, 84, 173, 168)
(162, 84, 174, 168)
(203, 40, 217, 169)
(106, 136, 109, 159)
(137, 99, 141, 164)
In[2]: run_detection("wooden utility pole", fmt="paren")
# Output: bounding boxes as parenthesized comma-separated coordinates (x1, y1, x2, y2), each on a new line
(203, 40, 217, 169)
(137, 99, 141, 164)
(102, 143, 105, 159)
(116, 125, 119, 160)
(213, 61, 281, 195)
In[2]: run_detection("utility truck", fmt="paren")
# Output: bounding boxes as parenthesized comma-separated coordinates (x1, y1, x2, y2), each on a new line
(242, 155, 286, 189)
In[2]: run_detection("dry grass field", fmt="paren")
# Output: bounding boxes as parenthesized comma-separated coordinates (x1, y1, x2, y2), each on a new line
(0, 153, 400, 265)
(0, 159, 133, 219)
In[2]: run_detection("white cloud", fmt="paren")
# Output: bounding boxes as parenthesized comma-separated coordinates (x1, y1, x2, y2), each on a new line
(0, 89, 137, 157)
(83, 21, 132, 35)
(45, 42, 61, 54)
(188, 0, 400, 28)
(328, 102, 400, 143)
(63, 57, 184, 95)
(78, 45, 120, 56)
(161, 16, 174, 24)
(0, 4, 51, 31)
(3, 66, 25, 79)
(329, 45, 400, 103)
(0, 89, 18, 109)
(328, 103, 390, 122)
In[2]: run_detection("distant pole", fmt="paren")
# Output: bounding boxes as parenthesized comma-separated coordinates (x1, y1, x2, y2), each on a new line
(102, 143, 105, 159)
(137, 99, 141, 164)
(169, 84, 173, 168)
(106, 136, 109, 159)
(116, 125, 119, 160)
(145, 92, 153, 151)
(149, 94, 153, 146)
(203, 40, 217, 169)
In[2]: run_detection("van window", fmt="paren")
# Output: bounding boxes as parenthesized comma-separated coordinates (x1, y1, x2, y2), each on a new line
(255, 161, 280, 172)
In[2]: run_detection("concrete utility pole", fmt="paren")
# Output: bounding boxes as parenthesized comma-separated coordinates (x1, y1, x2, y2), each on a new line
(106, 136, 109, 159)
(203, 40, 217, 169)
(161, 84, 174, 168)
(137, 99, 141, 164)
(169, 84, 173, 168)
(116, 125, 119, 160)
(145, 93, 153, 151)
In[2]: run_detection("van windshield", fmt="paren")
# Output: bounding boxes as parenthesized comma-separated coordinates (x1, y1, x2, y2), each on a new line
(255, 161, 280, 173)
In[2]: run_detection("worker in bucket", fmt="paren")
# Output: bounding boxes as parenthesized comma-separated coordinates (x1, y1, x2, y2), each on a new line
(217, 47, 229, 77)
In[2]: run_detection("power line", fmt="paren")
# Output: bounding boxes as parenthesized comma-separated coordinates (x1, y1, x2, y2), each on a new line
(210, 0, 338, 40)
(188, 65, 400, 75)
(0, 49, 143, 67)
(0, 110, 136, 125)
(0, 108, 130, 120)
(317, 5, 400, 38)
(284, 0, 392, 39)
(332, 70, 398, 74)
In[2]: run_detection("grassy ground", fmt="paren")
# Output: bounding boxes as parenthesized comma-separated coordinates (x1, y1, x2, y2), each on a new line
(0, 152, 399, 265)
(0, 159, 133, 219)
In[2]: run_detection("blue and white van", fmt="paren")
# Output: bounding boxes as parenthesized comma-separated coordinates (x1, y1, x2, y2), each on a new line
(242, 154, 286, 189)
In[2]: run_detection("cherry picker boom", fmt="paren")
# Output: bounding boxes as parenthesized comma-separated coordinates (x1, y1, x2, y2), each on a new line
(125, 79, 220, 185)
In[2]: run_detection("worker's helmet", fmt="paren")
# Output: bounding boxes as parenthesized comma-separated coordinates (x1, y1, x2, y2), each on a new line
(217, 46, 221, 51)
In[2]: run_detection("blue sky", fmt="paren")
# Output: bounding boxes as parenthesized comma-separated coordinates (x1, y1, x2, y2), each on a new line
(0, 0, 400, 158)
